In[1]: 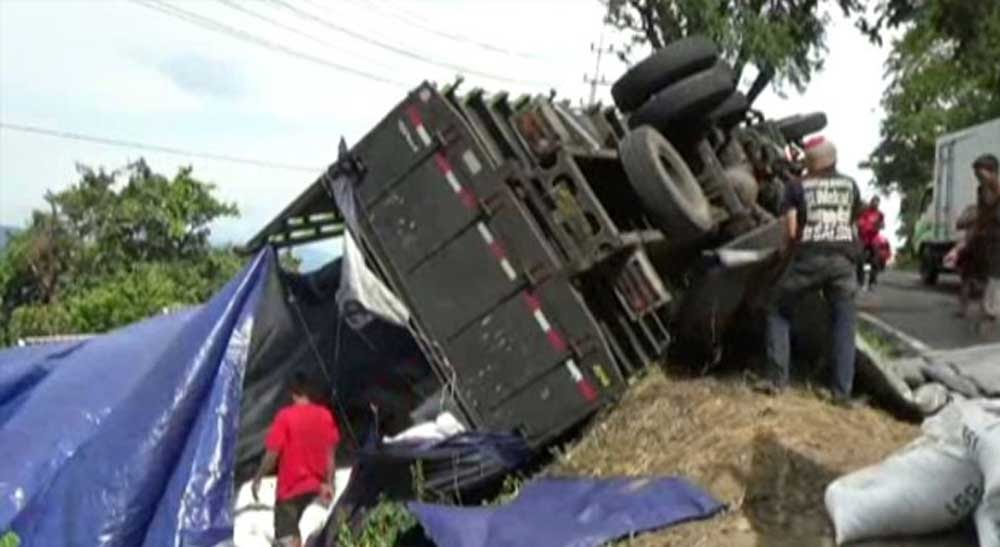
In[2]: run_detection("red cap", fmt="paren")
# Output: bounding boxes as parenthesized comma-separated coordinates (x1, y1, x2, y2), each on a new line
(803, 135, 837, 171)
(803, 136, 827, 150)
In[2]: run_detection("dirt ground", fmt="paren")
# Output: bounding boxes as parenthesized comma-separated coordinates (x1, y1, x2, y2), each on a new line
(547, 369, 979, 547)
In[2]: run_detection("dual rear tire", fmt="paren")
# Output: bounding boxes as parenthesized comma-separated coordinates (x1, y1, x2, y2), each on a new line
(619, 127, 713, 242)
(613, 37, 740, 242)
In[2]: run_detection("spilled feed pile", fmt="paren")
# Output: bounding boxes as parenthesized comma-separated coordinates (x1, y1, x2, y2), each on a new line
(548, 370, 978, 547)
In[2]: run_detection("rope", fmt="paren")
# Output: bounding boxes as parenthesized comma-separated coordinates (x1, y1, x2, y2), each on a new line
(287, 289, 361, 449)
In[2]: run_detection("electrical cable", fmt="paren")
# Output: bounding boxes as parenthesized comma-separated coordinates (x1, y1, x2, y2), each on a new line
(265, 0, 550, 87)
(213, 0, 394, 71)
(349, 0, 559, 63)
(129, 0, 408, 87)
(287, 290, 361, 450)
(0, 122, 322, 172)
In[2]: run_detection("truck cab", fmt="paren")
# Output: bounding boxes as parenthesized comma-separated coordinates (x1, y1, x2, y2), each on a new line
(914, 183, 952, 285)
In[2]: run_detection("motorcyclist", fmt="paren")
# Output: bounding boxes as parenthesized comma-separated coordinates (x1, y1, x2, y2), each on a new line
(856, 196, 885, 289)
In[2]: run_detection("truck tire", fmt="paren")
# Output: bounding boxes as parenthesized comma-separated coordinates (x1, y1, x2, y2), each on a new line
(611, 36, 718, 113)
(627, 62, 736, 131)
(920, 246, 939, 286)
(620, 127, 714, 241)
(710, 92, 749, 129)
(777, 112, 827, 141)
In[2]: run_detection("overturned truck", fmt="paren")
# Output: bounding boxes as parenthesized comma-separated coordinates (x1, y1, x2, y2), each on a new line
(242, 36, 827, 496)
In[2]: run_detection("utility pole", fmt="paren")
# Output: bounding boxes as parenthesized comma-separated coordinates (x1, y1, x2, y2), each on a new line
(584, 32, 613, 105)
(584, 2, 616, 105)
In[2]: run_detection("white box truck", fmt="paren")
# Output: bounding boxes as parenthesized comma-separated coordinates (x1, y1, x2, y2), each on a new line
(915, 117, 1000, 285)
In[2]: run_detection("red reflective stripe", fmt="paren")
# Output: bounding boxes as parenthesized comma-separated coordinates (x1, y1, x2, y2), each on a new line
(406, 105, 422, 128)
(546, 329, 568, 353)
(487, 240, 506, 261)
(578, 379, 598, 402)
(523, 292, 541, 312)
(431, 152, 477, 208)
(458, 188, 477, 209)
(433, 153, 452, 174)
(523, 291, 568, 352)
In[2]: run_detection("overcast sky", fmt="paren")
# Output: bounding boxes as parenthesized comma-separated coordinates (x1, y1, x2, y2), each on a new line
(0, 0, 901, 257)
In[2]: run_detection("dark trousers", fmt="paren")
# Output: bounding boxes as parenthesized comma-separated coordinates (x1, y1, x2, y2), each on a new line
(274, 491, 317, 542)
(766, 253, 858, 398)
(856, 246, 880, 287)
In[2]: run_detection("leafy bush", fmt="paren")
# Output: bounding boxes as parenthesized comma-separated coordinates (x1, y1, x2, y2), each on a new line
(0, 160, 243, 345)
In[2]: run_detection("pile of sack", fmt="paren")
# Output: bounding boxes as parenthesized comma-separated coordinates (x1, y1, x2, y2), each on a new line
(857, 336, 1000, 416)
(825, 399, 1000, 545)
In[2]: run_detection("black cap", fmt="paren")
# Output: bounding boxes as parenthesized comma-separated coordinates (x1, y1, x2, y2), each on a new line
(973, 153, 999, 172)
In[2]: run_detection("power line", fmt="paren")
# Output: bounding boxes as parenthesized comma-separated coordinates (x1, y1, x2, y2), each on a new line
(129, 0, 408, 87)
(298, 0, 332, 12)
(265, 0, 550, 87)
(348, 0, 557, 63)
(0, 122, 322, 173)
(213, 0, 393, 71)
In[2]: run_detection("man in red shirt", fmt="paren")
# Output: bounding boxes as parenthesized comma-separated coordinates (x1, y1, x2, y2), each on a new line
(252, 373, 340, 547)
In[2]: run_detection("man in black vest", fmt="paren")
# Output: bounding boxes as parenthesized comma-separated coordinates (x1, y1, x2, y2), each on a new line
(762, 136, 863, 406)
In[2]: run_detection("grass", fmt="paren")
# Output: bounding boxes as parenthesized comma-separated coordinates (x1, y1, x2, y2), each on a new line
(334, 498, 417, 547)
(857, 319, 907, 360)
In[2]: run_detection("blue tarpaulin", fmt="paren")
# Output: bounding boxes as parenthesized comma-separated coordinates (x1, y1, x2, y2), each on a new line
(316, 431, 533, 546)
(409, 476, 724, 547)
(0, 249, 273, 547)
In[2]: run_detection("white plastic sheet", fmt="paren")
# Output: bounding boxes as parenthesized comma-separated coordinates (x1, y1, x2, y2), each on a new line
(336, 231, 410, 329)
(328, 168, 410, 330)
(383, 411, 466, 445)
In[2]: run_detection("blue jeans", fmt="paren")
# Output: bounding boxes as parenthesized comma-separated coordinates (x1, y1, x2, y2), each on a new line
(765, 253, 858, 397)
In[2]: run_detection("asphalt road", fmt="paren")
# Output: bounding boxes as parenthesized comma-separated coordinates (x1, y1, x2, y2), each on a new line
(858, 268, 1000, 350)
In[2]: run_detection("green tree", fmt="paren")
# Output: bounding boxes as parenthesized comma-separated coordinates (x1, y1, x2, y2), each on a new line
(604, 0, 927, 99)
(0, 160, 245, 344)
(50, 160, 237, 268)
(604, 0, 881, 96)
(865, 0, 1000, 248)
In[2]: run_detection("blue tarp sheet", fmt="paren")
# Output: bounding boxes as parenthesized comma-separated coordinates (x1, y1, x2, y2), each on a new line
(0, 249, 273, 547)
(318, 431, 533, 546)
(409, 476, 724, 547)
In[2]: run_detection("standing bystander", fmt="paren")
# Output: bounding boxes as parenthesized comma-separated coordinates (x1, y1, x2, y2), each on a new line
(761, 136, 863, 407)
(952, 204, 986, 318)
(972, 154, 1000, 331)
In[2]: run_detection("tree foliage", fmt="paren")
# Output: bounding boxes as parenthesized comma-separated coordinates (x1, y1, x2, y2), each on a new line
(606, 0, 880, 95)
(604, 0, 925, 98)
(866, 0, 1000, 246)
(0, 160, 245, 344)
